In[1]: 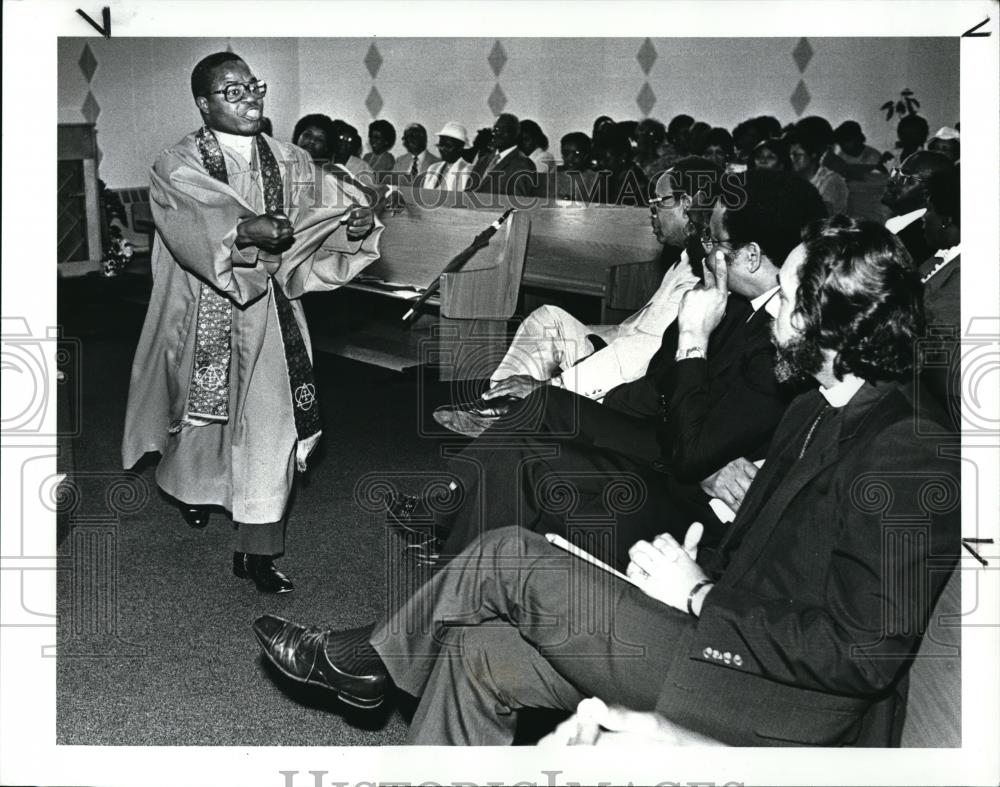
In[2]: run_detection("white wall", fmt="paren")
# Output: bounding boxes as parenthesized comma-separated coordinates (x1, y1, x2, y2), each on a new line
(58, 38, 301, 187)
(59, 36, 958, 188)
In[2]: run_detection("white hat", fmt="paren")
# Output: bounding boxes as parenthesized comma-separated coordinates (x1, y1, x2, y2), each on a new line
(932, 126, 960, 141)
(437, 122, 469, 145)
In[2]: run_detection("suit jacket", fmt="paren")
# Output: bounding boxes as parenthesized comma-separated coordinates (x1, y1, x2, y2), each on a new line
(471, 149, 537, 197)
(654, 381, 960, 746)
(919, 254, 961, 428)
(894, 217, 934, 268)
(603, 295, 795, 483)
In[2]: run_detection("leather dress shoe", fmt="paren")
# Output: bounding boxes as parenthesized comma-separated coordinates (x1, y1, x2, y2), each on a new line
(182, 506, 210, 529)
(431, 395, 520, 437)
(385, 492, 432, 535)
(252, 614, 386, 709)
(234, 552, 294, 594)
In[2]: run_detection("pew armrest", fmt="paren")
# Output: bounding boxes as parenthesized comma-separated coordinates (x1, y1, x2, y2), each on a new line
(440, 210, 530, 320)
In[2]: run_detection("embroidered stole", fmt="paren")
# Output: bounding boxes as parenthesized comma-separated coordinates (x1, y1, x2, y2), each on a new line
(186, 127, 321, 467)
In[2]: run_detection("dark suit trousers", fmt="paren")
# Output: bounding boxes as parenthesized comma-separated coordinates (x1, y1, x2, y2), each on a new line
(372, 526, 689, 745)
(437, 387, 707, 570)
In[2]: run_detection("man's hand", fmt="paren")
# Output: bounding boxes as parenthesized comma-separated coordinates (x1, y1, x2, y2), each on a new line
(700, 457, 759, 513)
(481, 374, 546, 400)
(236, 213, 293, 254)
(538, 698, 724, 747)
(676, 250, 729, 350)
(345, 205, 375, 240)
(626, 522, 711, 614)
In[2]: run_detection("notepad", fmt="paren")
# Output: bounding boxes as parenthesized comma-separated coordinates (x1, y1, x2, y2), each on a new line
(544, 533, 643, 589)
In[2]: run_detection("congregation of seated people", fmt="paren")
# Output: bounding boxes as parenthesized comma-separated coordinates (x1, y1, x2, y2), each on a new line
(285, 107, 960, 220)
(254, 113, 964, 746)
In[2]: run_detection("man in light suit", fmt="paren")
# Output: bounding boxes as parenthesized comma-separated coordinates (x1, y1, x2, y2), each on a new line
(470, 113, 537, 198)
(253, 217, 958, 747)
(433, 157, 721, 438)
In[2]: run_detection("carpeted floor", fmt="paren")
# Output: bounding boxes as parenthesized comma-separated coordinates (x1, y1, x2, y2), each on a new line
(55, 282, 480, 746)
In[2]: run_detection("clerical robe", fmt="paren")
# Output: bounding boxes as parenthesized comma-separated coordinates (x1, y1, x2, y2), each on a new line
(122, 132, 383, 523)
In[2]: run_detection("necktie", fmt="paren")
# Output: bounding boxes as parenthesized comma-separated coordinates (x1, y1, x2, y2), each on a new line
(437, 161, 451, 189)
(410, 154, 419, 180)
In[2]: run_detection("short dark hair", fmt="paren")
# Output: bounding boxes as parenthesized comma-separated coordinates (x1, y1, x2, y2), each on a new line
(520, 119, 549, 151)
(754, 115, 783, 139)
(561, 132, 591, 154)
(926, 166, 961, 227)
(721, 169, 828, 264)
(898, 114, 930, 141)
(292, 114, 336, 146)
(191, 52, 244, 99)
(699, 127, 734, 157)
(667, 114, 695, 141)
(790, 116, 835, 160)
(834, 120, 865, 146)
(369, 119, 396, 147)
(794, 216, 924, 381)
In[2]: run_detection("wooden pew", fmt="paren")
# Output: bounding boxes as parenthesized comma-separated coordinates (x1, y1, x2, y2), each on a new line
(314, 197, 530, 381)
(386, 186, 663, 320)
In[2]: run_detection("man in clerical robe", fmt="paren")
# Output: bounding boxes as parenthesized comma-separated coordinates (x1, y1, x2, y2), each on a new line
(122, 52, 383, 593)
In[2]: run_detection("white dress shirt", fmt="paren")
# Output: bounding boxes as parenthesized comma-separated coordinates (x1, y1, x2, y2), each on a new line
(425, 158, 474, 191)
(819, 374, 866, 407)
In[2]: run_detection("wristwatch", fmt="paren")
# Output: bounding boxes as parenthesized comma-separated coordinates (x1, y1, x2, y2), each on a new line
(675, 346, 706, 361)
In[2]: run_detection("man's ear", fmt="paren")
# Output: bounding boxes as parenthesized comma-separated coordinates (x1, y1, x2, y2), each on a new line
(680, 193, 693, 214)
(195, 96, 209, 115)
(745, 242, 762, 273)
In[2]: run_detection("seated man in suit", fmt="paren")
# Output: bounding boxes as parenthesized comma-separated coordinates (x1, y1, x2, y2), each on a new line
(882, 150, 954, 265)
(253, 217, 959, 747)
(415, 170, 825, 570)
(919, 166, 961, 428)
(470, 113, 537, 198)
(433, 157, 722, 438)
(390, 123, 440, 185)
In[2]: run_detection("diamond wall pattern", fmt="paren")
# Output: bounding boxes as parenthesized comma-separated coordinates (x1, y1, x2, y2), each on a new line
(364, 43, 383, 80)
(79, 44, 97, 83)
(636, 82, 656, 116)
(487, 84, 507, 116)
(488, 40, 507, 78)
(81, 91, 101, 124)
(792, 37, 814, 73)
(365, 86, 384, 118)
(636, 38, 657, 76)
(790, 80, 811, 116)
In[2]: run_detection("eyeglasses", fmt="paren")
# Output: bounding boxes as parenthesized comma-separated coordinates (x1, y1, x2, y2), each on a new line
(888, 168, 924, 186)
(209, 79, 267, 103)
(698, 226, 734, 253)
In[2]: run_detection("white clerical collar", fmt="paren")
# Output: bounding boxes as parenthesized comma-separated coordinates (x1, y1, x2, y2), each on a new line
(213, 129, 255, 161)
(749, 286, 780, 319)
(885, 207, 927, 235)
(819, 374, 866, 407)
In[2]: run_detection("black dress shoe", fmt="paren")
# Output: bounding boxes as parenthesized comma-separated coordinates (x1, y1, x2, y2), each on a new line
(431, 395, 520, 437)
(252, 614, 386, 709)
(182, 506, 210, 529)
(233, 552, 294, 594)
(385, 492, 432, 535)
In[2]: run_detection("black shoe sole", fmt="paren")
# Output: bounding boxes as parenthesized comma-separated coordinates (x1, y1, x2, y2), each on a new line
(255, 632, 384, 709)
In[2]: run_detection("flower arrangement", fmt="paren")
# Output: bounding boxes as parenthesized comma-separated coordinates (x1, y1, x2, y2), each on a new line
(101, 223, 134, 277)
